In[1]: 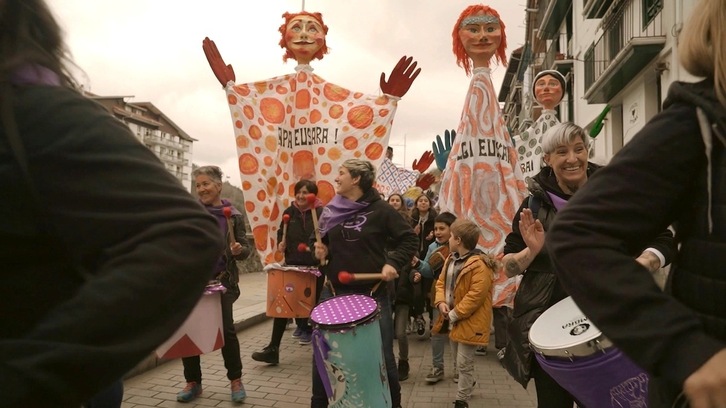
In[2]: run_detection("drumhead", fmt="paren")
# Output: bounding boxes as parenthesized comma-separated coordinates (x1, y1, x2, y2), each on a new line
(529, 296, 612, 358)
(310, 294, 379, 329)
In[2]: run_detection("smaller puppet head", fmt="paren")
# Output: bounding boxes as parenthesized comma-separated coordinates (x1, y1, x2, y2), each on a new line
(452, 4, 508, 75)
(533, 70, 566, 109)
(278, 11, 330, 64)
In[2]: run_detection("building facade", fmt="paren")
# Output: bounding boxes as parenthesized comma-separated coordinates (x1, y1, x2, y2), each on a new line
(90, 95, 195, 191)
(501, 0, 699, 165)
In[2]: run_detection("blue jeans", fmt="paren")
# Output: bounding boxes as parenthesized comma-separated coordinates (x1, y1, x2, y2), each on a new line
(430, 308, 450, 370)
(311, 286, 400, 407)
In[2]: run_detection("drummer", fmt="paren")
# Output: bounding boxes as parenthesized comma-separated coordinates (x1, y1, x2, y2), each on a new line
(251, 179, 324, 364)
(498, 123, 675, 407)
(312, 159, 418, 408)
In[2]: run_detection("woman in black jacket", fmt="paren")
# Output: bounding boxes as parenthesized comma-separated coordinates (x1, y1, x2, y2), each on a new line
(500, 123, 674, 408)
(252, 179, 323, 364)
(177, 166, 252, 404)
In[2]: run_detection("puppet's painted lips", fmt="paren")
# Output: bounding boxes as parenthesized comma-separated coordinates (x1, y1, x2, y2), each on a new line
(293, 41, 316, 45)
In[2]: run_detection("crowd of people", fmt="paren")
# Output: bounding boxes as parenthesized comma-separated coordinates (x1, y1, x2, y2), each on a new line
(6, 0, 726, 407)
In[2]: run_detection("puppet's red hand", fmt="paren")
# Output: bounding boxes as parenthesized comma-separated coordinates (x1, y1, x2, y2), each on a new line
(412, 151, 434, 173)
(203, 37, 236, 88)
(416, 173, 436, 190)
(379, 56, 421, 98)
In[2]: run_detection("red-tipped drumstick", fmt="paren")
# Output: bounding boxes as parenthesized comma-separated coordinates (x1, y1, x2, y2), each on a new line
(338, 271, 384, 284)
(281, 214, 290, 247)
(222, 206, 235, 245)
(297, 243, 310, 253)
(306, 193, 327, 266)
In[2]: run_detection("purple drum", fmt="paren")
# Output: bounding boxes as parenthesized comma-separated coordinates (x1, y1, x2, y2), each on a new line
(529, 297, 649, 408)
(310, 294, 391, 408)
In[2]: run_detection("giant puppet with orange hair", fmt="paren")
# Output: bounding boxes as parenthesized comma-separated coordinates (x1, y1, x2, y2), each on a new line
(437, 5, 527, 309)
(202, 11, 420, 265)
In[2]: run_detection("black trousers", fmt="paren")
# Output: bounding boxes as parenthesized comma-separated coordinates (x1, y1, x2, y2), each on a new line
(182, 287, 242, 383)
(531, 358, 576, 408)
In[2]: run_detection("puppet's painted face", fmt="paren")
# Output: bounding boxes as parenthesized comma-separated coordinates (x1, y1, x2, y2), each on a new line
(285, 16, 325, 64)
(458, 12, 502, 63)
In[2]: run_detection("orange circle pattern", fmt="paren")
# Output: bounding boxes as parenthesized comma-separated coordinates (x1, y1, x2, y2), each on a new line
(225, 69, 398, 264)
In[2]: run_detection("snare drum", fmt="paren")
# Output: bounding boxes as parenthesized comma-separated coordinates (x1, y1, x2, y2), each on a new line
(310, 294, 391, 408)
(264, 264, 319, 318)
(529, 296, 649, 408)
(156, 282, 226, 359)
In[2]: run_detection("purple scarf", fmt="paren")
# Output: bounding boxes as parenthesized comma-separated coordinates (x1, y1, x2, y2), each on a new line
(318, 194, 369, 237)
(546, 191, 569, 212)
(11, 64, 61, 86)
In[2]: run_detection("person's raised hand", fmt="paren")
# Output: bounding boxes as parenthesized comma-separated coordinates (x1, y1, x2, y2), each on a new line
(412, 151, 434, 173)
(202, 37, 236, 88)
(433, 129, 456, 171)
(380, 56, 421, 98)
(519, 208, 545, 256)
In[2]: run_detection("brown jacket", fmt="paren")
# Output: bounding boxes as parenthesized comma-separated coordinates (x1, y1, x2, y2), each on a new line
(434, 251, 494, 346)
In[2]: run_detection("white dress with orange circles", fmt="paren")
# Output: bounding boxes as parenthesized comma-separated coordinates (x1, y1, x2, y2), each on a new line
(224, 65, 398, 265)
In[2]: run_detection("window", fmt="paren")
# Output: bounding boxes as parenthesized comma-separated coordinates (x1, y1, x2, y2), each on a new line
(643, 0, 662, 28)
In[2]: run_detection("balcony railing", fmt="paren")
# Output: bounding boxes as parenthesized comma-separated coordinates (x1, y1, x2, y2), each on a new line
(542, 32, 573, 73)
(583, 0, 665, 103)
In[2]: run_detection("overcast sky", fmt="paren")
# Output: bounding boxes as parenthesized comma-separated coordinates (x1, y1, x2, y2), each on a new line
(47, 1, 527, 186)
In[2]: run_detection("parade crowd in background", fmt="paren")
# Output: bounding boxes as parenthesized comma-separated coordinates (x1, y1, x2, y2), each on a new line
(4, 0, 726, 408)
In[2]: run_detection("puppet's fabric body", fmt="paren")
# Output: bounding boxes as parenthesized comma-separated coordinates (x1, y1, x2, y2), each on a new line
(512, 110, 559, 180)
(375, 158, 419, 197)
(225, 65, 397, 264)
(438, 67, 526, 308)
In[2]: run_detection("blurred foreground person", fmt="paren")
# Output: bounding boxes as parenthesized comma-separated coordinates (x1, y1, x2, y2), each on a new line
(547, 0, 726, 406)
(0, 1, 223, 406)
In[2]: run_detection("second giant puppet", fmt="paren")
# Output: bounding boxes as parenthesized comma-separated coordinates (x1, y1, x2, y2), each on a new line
(438, 5, 527, 309)
(203, 11, 419, 264)
(439, 5, 527, 249)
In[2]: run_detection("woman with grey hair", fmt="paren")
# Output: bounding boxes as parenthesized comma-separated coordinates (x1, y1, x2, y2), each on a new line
(311, 159, 418, 408)
(498, 122, 674, 407)
(176, 165, 251, 403)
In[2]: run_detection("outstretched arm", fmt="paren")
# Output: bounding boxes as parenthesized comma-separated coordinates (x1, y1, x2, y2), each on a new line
(380, 56, 421, 98)
(202, 37, 236, 88)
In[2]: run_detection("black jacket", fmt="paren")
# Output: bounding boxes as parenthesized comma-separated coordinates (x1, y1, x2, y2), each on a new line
(277, 204, 321, 266)
(548, 79, 726, 396)
(320, 188, 418, 293)
(0, 85, 223, 407)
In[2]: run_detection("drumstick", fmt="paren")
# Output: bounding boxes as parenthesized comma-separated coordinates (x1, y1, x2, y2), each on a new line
(298, 243, 310, 252)
(306, 193, 327, 266)
(222, 206, 235, 245)
(338, 271, 384, 284)
(281, 214, 290, 246)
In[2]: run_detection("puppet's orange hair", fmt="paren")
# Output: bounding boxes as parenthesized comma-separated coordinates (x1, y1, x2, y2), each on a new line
(278, 11, 330, 63)
(452, 5, 508, 75)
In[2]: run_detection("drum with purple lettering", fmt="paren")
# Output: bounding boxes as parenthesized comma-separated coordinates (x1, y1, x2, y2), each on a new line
(310, 294, 391, 408)
(529, 296, 649, 408)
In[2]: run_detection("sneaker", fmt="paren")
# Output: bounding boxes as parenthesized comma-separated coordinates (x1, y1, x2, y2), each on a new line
(453, 400, 469, 408)
(416, 317, 426, 336)
(425, 367, 444, 383)
(475, 346, 488, 356)
(397, 360, 410, 381)
(251, 345, 279, 365)
(292, 326, 304, 338)
(497, 347, 506, 361)
(230, 378, 246, 403)
(176, 381, 202, 403)
(298, 331, 312, 345)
